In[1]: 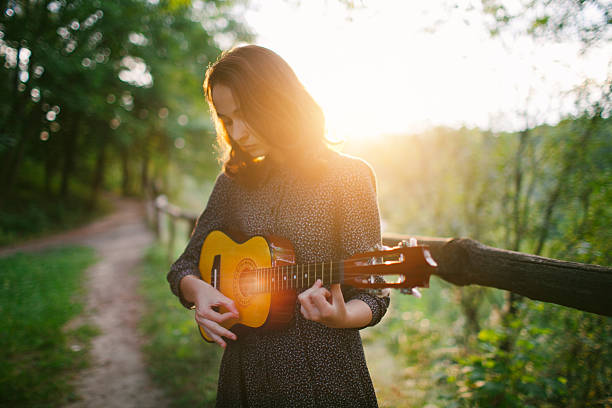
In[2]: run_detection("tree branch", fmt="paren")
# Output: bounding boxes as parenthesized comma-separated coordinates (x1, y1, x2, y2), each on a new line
(383, 233, 612, 316)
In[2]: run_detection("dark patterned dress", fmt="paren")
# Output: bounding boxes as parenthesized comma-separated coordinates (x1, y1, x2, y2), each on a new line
(167, 152, 390, 407)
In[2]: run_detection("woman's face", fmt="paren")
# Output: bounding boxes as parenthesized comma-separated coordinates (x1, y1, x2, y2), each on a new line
(212, 84, 269, 159)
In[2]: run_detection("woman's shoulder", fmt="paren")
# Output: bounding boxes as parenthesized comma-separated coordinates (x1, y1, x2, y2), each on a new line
(323, 151, 377, 189)
(214, 170, 231, 186)
(208, 171, 238, 201)
(327, 151, 373, 170)
(209, 171, 230, 192)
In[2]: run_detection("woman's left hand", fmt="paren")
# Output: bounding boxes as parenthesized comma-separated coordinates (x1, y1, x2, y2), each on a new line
(298, 280, 348, 328)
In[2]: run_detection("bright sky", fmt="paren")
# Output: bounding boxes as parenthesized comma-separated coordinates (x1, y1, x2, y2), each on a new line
(238, 0, 610, 139)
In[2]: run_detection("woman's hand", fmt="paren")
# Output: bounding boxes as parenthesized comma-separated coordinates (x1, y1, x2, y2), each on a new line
(298, 280, 347, 328)
(299, 280, 373, 328)
(180, 275, 239, 348)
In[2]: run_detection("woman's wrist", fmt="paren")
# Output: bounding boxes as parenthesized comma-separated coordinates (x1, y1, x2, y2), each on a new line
(179, 274, 208, 305)
(324, 299, 372, 329)
(340, 299, 373, 328)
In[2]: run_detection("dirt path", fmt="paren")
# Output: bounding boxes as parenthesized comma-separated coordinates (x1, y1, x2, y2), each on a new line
(1, 197, 169, 408)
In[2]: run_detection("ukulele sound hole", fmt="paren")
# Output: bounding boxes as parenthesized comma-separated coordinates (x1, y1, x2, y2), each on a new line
(239, 269, 257, 297)
(235, 257, 259, 306)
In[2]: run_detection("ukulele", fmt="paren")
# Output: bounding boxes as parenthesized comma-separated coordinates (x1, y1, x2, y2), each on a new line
(197, 230, 437, 342)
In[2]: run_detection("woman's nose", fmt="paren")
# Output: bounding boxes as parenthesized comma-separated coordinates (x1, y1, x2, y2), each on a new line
(233, 120, 249, 142)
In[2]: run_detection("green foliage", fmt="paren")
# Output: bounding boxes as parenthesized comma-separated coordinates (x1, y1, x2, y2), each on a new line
(365, 281, 461, 407)
(446, 302, 612, 408)
(139, 243, 223, 408)
(481, 0, 611, 48)
(0, 170, 112, 245)
(0, 246, 98, 407)
(347, 113, 612, 406)
(0, 0, 251, 227)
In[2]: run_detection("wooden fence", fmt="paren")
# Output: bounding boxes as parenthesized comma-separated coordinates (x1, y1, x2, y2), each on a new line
(150, 196, 612, 317)
(147, 195, 199, 259)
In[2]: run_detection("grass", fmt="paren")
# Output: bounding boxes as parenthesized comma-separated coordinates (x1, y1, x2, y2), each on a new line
(0, 246, 99, 407)
(139, 243, 223, 408)
(362, 278, 473, 408)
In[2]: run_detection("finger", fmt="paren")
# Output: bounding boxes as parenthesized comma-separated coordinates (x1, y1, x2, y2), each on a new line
(299, 291, 315, 311)
(299, 280, 327, 321)
(300, 305, 310, 320)
(204, 308, 238, 324)
(298, 280, 320, 304)
(320, 286, 332, 300)
(195, 317, 228, 347)
(330, 283, 344, 305)
(196, 316, 238, 342)
(299, 279, 322, 298)
(299, 292, 319, 321)
(208, 330, 227, 348)
(311, 290, 333, 315)
(216, 296, 239, 316)
(308, 288, 330, 318)
(195, 315, 236, 340)
(312, 286, 331, 302)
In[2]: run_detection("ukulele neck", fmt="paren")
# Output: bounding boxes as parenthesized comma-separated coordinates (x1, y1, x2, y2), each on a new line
(252, 261, 344, 294)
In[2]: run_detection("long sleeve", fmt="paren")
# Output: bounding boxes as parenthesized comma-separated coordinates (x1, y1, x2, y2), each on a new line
(335, 158, 390, 327)
(167, 172, 232, 308)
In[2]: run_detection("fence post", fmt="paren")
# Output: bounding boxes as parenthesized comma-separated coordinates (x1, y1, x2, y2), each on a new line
(155, 195, 168, 240)
(167, 214, 175, 261)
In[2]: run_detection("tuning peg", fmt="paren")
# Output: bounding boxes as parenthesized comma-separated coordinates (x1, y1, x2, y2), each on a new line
(400, 287, 422, 298)
(399, 237, 418, 248)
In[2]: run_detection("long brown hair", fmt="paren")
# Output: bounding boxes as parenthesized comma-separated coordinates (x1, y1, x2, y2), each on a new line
(203, 45, 334, 186)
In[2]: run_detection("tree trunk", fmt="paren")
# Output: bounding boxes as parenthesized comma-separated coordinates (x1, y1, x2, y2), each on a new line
(121, 145, 130, 196)
(1, 96, 37, 203)
(534, 114, 599, 256)
(44, 143, 58, 195)
(512, 129, 529, 252)
(0, 46, 22, 155)
(141, 141, 150, 196)
(1, 46, 27, 197)
(60, 116, 80, 198)
(89, 131, 107, 209)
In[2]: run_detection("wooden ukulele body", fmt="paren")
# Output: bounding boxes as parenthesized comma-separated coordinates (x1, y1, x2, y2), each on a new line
(198, 230, 296, 342)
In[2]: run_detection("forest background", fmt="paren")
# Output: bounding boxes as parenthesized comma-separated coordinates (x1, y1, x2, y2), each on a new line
(0, 0, 610, 407)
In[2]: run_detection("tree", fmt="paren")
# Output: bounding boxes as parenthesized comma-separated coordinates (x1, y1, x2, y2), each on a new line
(0, 0, 251, 211)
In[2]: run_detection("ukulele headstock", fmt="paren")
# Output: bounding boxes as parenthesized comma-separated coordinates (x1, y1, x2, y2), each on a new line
(342, 239, 437, 293)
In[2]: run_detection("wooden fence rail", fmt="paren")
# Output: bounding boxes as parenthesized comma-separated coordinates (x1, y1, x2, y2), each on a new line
(150, 196, 612, 317)
(383, 234, 612, 317)
(148, 195, 199, 258)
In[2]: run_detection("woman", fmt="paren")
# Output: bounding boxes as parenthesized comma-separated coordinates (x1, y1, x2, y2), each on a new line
(167, 45, 390, 407)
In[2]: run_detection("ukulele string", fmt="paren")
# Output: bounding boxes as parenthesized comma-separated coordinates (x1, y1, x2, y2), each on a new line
(245, 255, 398, 295)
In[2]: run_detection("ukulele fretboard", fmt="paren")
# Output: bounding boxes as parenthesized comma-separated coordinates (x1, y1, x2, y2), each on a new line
(249, 261, 345, 294)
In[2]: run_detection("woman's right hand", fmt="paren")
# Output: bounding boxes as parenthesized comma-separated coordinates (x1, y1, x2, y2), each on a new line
(180, 275, 239, 348)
